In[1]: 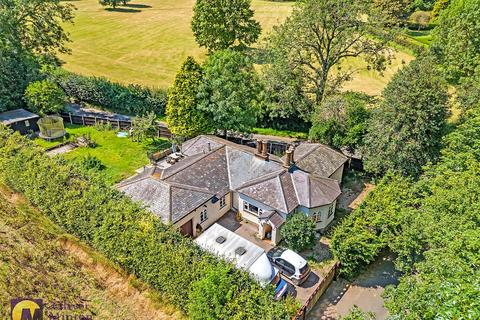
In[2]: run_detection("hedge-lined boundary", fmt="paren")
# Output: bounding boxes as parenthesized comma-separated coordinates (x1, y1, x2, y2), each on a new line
(0, 126, 290, 319)
(49, 69, 167, 116)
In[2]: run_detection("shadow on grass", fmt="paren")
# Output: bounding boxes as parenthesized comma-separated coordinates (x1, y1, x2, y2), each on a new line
(124, 3, 152, 8)
(105, 7, 141, 13)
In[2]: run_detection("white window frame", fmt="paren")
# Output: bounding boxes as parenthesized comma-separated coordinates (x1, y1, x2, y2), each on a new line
(24, 120, 30, 127)
(219, 196, 226, 208)
(243, 201, 260, 215)
(200, 209, 208, 223)
(312, 211, 322, 223)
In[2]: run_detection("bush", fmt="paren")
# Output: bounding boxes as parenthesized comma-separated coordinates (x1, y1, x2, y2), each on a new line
(49, 69, 167, 116)
(79, 154, 105, 171)
(280, 213, 316, 252)
(24, 80, 66, 115)
(0, 126, 290, 319)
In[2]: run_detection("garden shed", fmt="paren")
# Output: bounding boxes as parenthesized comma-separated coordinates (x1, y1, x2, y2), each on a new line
(0, 108, 40, 134)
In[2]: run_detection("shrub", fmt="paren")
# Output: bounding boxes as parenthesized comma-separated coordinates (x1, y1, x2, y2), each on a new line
(49, 69, 167, 116)
(280, 213, 316, 252)
(24, 80, 66, 115)
(79, 154, 105, 171)
(0, 126, 290, 319)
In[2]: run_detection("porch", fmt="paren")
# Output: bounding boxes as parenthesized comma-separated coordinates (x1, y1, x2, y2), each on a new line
(217, 210, 274, 252)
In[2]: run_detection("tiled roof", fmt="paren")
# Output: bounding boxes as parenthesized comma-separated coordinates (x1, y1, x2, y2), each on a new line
(118, 135, 343, 223)
(283, 143, 348, 178)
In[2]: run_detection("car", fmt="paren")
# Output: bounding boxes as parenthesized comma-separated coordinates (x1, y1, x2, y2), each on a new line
(271, 268, 289, 300)
(267, 247, 311, 285)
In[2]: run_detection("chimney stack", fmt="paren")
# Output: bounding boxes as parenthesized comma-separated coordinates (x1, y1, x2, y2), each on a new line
(255, 140, 269, 160)
(283, 145, 295, 168)
(262, 141, 268, 157)
(256, 139, 262, 154)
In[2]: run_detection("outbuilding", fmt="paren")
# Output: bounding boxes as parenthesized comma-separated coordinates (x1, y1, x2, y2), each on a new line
(0, 109, 40, 135)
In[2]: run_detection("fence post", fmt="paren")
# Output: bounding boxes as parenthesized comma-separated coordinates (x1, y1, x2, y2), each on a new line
(94, 116, 97, 125)
(117, 120, 120, 130)
(82, 115, 85, 125)
(69, 113, 73, 124)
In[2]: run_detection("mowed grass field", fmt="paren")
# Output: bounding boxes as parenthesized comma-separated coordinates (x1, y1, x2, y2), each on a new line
(60, 0, 413, 96)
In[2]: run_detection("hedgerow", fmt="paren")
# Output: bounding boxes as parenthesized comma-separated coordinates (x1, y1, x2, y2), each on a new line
(0, 126, 290, 319)
(48, 69, 167, 116)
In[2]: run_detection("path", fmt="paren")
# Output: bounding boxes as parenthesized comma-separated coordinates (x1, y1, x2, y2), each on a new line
(308, 253, 399, 319)
(46, 143, 77, 156)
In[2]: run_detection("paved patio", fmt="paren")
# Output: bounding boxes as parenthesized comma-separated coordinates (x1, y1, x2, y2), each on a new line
(217, 210, 274, 252)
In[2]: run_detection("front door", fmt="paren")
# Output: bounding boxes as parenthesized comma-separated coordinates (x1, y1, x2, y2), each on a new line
(180, 219, 193, 237)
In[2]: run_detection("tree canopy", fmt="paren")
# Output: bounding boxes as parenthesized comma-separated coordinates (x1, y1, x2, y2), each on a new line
(191, 0, 261, 52)
(198, 49, 261, 135)
(166, 57, 214, 138)
(264, 0, 395, 119)
(24, 80, 66, 115)
(0, 0, 74, 110)
(362, 57, 449, 177)
(280, 213, 317, 252)
(309, 92, 372, 151)
(431, 0, 480, 84)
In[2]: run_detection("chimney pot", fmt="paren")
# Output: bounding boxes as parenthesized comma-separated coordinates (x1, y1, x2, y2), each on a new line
(256, 139, 262, 154)
(262, 141, 268, 156)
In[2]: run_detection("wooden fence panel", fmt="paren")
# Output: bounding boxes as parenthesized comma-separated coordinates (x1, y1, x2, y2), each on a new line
(61, 112, 172, 139)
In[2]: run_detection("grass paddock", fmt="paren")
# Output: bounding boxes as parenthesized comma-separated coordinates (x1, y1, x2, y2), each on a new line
(61, 0, 412, 96)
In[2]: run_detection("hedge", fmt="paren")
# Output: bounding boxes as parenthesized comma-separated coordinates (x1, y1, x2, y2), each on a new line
(49, 69, 167, 116)
(0, 126, 290, 319)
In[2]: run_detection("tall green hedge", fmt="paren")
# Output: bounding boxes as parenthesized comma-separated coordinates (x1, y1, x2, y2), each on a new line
(0, 126, 290, 319)
(49, 69, 167, 116)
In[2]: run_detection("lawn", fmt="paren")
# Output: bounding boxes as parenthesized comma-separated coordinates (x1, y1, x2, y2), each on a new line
(405, 29, 433, 47)
(60, 0, 413, 96)
(35, 124, 170, 183)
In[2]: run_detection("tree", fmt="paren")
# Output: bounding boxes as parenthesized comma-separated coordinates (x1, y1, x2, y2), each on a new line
(372, 0, 413, 21)
(131, 111, 158, 142)
(431, 0, 450, 19)
(309, 92, 372, 151)
(264, 0, 395, 118)
(280, 213, 316, 252)
(99, 0, 129, 9)
(431, 0, 480, 84)
(409, 11, 431, 30)
(166, 57, 213, 138)
(191, 0, 261, 52)
(362, 57, 449, 177)
(0, 0, 74, 56)
(0, 44, 40, 112)
(24, 80, 66, 115)
(198, 50, 261, 136)
(0, 0, 73, 110)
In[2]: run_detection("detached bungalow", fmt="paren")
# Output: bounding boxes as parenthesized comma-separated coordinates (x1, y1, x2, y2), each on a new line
(117, 135, 347, 245)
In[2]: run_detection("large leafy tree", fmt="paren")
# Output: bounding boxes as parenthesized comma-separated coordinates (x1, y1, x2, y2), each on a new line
(24, 80, 66, 115)
(309, 92, 372, 151)
(166, 57, 213, 138)
(198, 49, 261, 135)
(0, 0, 74, 110)
(264, 0, 395, 119)
(191, 0, 261, 52)
(0, 0, 74, 56)
(280, 213, 316, 252)
(431, 0, 480, 84)
(362, 57, 449, 177)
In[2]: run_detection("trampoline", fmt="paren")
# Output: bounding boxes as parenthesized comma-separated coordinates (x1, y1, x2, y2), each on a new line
(38, 116, 66, 140)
